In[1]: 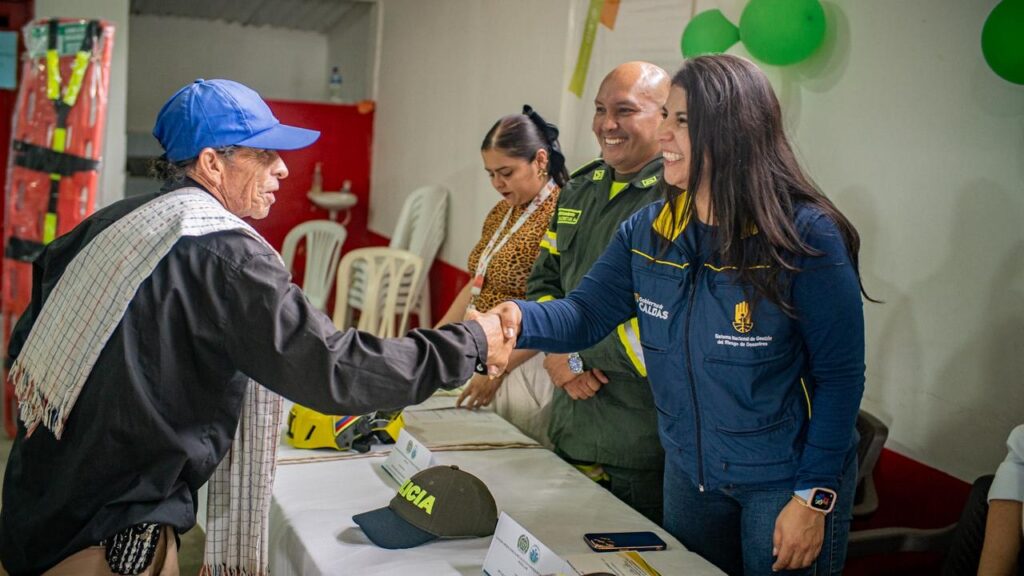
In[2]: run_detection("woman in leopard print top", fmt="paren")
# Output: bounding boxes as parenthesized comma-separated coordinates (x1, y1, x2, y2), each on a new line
(436, 106, 568, 445)
(464, 185, 558, 313)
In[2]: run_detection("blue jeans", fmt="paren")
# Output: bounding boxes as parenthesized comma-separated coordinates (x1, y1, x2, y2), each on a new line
(662, 451, 857, 576)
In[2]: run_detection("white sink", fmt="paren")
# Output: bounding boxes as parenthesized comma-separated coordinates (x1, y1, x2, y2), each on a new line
(307, 191, 357, 222)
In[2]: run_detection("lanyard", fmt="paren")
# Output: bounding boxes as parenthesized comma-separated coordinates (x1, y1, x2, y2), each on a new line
(468, 179, 556, 310)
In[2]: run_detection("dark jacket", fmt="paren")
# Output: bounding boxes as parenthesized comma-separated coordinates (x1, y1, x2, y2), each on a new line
(0, 186, 487, 575)
(517, 199, 865, 493)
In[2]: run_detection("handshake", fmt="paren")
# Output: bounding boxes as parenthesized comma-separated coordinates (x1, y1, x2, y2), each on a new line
(466, 302, 524, 379)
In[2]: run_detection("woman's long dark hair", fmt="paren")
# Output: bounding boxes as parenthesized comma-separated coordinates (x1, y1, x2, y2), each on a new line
(666, 54, 875, 315)
(481, 105, 569, 188)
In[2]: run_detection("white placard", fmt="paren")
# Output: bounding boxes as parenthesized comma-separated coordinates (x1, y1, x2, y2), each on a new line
(482, 512, 577, 576)
(380, 428, 434, 485)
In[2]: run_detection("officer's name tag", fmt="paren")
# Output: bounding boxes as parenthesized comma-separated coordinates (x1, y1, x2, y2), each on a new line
(381, 428, 434, 486)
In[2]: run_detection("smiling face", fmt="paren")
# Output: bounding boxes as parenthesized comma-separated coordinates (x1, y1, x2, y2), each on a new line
(658, 86, 693, 189)
(481, 147, 547, 207)
(591, 67, 667, 175)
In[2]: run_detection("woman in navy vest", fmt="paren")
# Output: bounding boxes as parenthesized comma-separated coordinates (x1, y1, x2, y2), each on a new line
(493, 54, 871, 575)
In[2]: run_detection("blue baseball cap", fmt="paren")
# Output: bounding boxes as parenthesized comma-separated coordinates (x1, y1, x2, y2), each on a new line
(153, 79, 320, 162)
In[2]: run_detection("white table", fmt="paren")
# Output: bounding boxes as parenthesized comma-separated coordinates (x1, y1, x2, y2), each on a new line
(269, 403, 724, 576)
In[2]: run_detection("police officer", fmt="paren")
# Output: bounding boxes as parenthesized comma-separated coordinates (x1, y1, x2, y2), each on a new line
(526, 61, 669, 523)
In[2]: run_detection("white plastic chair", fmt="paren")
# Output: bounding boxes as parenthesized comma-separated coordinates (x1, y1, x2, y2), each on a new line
(333, 247, 424, 338)
(280, 220, 348, 311)
(347, 185, 448, 327)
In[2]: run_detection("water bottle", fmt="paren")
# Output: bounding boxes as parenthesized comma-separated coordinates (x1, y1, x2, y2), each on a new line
(329, 66, 343, 103)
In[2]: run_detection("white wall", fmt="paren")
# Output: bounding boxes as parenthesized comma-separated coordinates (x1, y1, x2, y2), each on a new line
(556, 0, 714, 170)
(35, 0, 129, 209)
(369, 0, 573, 268)
(370, 0, 1023, 481)
(787, 0, 1023, 483)
(127, 15, 328, 134)
(326, 2, 374, 103)
(561, 0, 1024, 481)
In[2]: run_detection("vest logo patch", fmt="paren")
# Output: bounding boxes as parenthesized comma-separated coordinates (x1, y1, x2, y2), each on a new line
(398, 478, 436, 514)
(592, 169, 605, 181)
(637, 295, 669, 320)
(640, 176, 658, 188)
(557, 208, 582, 225)
(732, 301, 753, 333)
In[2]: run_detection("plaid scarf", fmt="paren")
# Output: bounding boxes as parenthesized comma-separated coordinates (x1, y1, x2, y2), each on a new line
(10, 188, 284, 575)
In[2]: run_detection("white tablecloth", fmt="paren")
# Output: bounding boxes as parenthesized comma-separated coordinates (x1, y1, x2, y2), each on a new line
(269, 404, 724, 576)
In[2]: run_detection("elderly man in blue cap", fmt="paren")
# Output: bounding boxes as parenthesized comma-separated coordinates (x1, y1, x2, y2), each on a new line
(0, 79, 514, 576)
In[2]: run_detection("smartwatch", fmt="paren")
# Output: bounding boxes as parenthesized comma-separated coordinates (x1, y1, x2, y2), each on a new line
(567, 352, 584, 375)
(793, 487, 837, 514)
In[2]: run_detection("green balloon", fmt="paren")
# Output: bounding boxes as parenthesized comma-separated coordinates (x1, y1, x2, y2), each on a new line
(682, 9, 740, 58)
(982, 0, 1024, 85)
(740, 0, 826, 66)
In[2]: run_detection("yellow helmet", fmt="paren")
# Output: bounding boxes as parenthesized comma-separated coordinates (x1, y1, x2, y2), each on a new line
(286, 405, 405, 452)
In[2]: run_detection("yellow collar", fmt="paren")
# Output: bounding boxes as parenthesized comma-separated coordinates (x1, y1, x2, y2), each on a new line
(652, 193, 691, 241)
(652, 194, 760, 241)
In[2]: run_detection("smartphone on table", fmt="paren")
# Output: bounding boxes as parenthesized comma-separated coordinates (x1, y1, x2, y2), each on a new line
(583, 531, 667, 552)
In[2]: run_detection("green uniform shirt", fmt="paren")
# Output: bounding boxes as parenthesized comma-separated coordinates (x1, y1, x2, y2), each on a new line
(526, 156, 664, 470)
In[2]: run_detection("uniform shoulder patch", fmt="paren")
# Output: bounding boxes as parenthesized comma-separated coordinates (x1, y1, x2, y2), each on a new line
(557, 207, 582, 225)
(569, 158, 604, 179)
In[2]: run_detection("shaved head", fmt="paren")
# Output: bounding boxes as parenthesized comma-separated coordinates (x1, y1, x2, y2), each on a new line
(599, 61, 670, 106)
(593, 62, 670, 174)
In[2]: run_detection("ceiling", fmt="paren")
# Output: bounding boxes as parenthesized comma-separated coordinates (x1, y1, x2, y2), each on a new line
(129, 0, 367, 34)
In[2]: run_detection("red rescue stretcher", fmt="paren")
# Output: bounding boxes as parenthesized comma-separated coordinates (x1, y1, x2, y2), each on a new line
(1, 18, 115, 437)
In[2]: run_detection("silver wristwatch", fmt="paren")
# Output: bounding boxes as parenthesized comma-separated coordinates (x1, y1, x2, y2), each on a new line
(567, 352, 584, 375)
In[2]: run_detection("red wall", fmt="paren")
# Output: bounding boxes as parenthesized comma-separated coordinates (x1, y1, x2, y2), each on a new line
(846, 449, 972, 575)
(254, 99, 375, 250)
(255, 98, 470, 327)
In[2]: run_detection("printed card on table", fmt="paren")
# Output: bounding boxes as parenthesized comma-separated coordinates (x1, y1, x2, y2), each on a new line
(380, 428, 434, 486)
(482, 512, 576, 576)
(565, 550, 663, 576)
